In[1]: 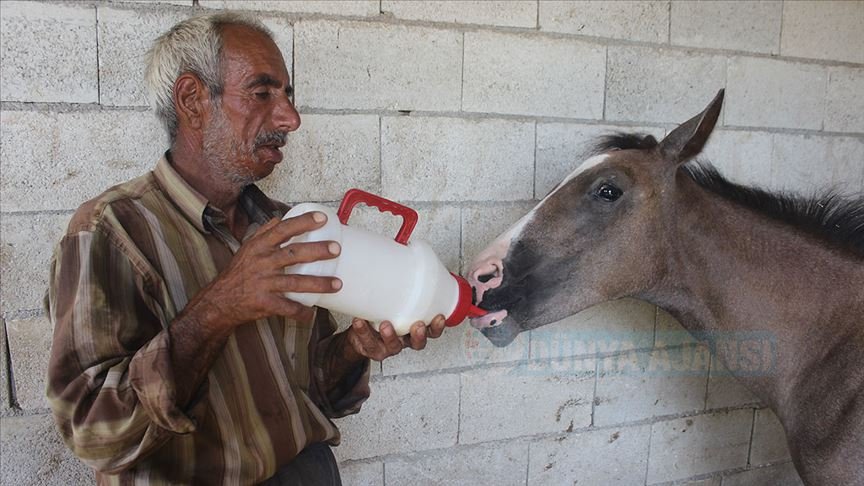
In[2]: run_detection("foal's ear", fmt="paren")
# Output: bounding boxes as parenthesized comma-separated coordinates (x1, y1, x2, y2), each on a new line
(658, 89, 724, 164)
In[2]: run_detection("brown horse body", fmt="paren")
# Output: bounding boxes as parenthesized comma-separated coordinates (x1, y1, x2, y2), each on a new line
(641, 170, 864, 484)
(467, 91, 864, 484)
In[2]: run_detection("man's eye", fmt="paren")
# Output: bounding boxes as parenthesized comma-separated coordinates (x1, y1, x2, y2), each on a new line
(254, 92, 271, 99)
(594, 183, 623, 202)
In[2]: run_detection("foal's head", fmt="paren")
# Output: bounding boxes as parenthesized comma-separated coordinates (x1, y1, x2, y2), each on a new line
(467, 90, 726, 346)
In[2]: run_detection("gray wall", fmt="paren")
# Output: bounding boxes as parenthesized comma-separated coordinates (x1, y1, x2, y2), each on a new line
(2, 1, 862, 485)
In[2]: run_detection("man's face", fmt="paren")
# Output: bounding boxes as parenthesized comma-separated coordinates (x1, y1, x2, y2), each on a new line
(202, 24, 300, 187)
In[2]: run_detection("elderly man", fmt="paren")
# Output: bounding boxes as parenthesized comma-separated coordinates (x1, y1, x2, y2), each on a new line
(45, 12, 445, 485)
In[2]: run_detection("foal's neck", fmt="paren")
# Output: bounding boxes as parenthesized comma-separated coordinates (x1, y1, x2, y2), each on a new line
(643, 178, 864, 416)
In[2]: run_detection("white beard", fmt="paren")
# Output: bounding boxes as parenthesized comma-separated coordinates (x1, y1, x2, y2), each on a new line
(202, 104, 258, 188)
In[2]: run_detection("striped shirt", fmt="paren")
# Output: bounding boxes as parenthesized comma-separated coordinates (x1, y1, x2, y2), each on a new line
(45, 155, 370, 485)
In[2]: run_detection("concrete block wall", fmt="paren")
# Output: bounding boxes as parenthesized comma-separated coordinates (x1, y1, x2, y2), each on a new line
(2, 1, 862, 484)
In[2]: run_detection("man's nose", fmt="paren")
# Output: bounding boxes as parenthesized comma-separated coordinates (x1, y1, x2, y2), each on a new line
(274, 95, 301, 132)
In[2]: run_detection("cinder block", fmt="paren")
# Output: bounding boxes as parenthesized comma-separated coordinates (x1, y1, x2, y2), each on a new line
(463, 32, 605, 119)
(770, 134, 864, 195)
(780, 1, 864, 64)
(0, 110, 166, 212)
(336, 203, 461, 272)
(705, 355, 760, 410)
(675, 478, 722, 486)
(721, 462, 804, 486)
(539, 1, 668, 43)
(646, 409, 753, 483)
(0, 2, 97, 103)
(1, 320, 9, 414)
(381, 117, 534, 202)
(0, 414, 93, 483)
(0, 213, 71, 314)
(199, 0, 379, 16)
(117, 0, 192, 5)
(670, 1, 782, 54)
(536, 123, 665, 198)
(338, 460, 383, 486)
(332, 373, 459, 461)
(243, 16, 295, 58)
(726, 57, 827, 131)
(382, 1, 536, 28)
(825, 67, 864, 134)
(527, 425, 650, 485)
(461, 202, 537, 271)
(382, 321, 529, 376)
(295, 21, 462, 111)
(6, 316, 53, 411)
(749, 408, 791, 466)
(699, 130, 774, 188)
(606, 46, 726, 124)
(382, 312, 529, 375)
(97, 9, 294, 107)
(459, 358, 596, 444)
(97, 7, 192, 107)
(258, 114, 379, 202)
(386, 441, 529, 486)
(654, 307, 700, 348)
(531, 299, 656, 362)
(594, 346, 709, 426)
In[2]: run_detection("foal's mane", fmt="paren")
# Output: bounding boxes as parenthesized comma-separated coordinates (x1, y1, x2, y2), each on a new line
(593, 133, 864, 258)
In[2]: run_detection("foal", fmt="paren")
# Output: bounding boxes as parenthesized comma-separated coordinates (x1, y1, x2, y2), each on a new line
(467, 91, 864, 484)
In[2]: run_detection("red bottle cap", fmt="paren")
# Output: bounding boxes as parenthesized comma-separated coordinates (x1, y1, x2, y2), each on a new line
(446, 273, 488, 326)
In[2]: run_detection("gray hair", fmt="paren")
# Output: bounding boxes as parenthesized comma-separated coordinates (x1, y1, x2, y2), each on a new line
(144, 12, 273, 141)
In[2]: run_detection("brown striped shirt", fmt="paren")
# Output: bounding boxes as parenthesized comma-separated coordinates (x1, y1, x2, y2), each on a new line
(45, 156, 370, 485)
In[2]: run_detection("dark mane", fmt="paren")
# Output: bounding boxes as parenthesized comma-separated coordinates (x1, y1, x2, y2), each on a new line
(683, 163, 864, 258)
(590, 132, 864, 257)
(591, 132, 659, 154)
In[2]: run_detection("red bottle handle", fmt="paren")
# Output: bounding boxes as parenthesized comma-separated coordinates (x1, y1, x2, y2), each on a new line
(337, 189, 419, 245)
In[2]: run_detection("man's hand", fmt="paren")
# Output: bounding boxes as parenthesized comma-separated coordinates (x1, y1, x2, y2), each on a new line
(343, 315, 447, 362)
(201, 212, 342, 332)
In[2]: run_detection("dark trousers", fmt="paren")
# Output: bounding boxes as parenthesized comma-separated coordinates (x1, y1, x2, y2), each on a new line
(260, 443, 342, 486)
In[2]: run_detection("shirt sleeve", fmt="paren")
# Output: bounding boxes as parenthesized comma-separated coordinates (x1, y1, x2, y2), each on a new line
(307, 309, 371, 418)
(46, 228, 207, 474)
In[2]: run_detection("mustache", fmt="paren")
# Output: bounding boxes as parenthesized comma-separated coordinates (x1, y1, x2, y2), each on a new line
(254, 130, 287, 147)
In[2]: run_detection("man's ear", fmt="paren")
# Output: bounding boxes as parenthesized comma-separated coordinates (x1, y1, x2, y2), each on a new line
(658, 89, 724, 165)
(173, 73, 208, 131)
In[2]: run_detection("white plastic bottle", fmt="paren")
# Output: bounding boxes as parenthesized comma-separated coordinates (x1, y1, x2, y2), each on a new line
(281, 189, 486, 335)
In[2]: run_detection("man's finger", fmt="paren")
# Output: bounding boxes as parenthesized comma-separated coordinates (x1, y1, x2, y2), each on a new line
(378, 322, 404, 356)
(255, 217, 282, 236)
(273, 274, 342, 294)
(407, 322, 427, 350)
(350, 318, 382, 355)
(263, 211, 328, 246)
(352, 318, 371, 335)
(264, 294, 314, 320)
(351, 318, 377, 339)
(427, 314, 446, 339)
(274, 241, 340, 267)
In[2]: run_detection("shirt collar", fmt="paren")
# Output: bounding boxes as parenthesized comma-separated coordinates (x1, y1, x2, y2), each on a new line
(153, 153, 285, 234)
(153, 154, 210, 232)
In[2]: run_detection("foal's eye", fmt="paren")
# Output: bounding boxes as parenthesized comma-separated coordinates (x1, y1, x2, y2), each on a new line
(594, 183, 623, 202)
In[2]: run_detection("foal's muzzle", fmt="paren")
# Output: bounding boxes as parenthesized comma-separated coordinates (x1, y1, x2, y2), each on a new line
(467, 258, 508, 329)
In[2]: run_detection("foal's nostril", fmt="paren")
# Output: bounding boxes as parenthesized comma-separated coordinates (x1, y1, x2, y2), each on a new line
(478, 273, 495, 284)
